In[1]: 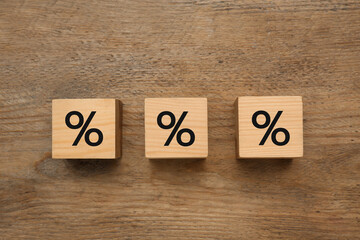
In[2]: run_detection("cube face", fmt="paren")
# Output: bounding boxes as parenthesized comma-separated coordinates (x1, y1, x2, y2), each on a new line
(145, 98, 208, 159)
(52, 99, 121, 159)
(235, 96, 303, 158)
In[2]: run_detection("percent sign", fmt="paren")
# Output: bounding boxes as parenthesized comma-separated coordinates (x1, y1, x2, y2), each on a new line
(65, 111, 103, 146)
(157, 111, 195, 146)
(252, 110, 290, 146)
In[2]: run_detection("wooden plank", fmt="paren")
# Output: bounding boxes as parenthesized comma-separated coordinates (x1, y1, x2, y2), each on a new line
(0, 0, 359, 239)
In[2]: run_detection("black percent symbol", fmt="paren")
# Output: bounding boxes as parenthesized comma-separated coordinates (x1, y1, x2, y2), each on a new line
(252, 110, 290, 146)
(157, 111, 195, 147)
(65, 111, 103, 147)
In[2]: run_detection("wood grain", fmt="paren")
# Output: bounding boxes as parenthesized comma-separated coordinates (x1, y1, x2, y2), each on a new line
(0, 0, 359, 239)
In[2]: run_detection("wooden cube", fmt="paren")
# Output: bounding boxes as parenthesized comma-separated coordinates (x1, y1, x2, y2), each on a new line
(145, 98, 208, 159)
(52, 99, 122, 159)
(235, 96, 303, 159)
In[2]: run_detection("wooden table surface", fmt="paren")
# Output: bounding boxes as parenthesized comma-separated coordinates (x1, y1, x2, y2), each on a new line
(1, 0, 359, 239)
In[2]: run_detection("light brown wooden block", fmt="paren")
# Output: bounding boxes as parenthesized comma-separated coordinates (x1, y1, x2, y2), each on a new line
(235, 96, 303, 159)
(52, 99, 122, 159)
(145, 98, 208, 159)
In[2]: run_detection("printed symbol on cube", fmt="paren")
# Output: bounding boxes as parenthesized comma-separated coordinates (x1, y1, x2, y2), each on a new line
(235, 96, 303, 158)
(157, 111, 195, 147)
(52, 99, 122, 159)
(65, 111, 104, 147)
(251, 110, 290, 146)
(145, 98, 208, 159)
